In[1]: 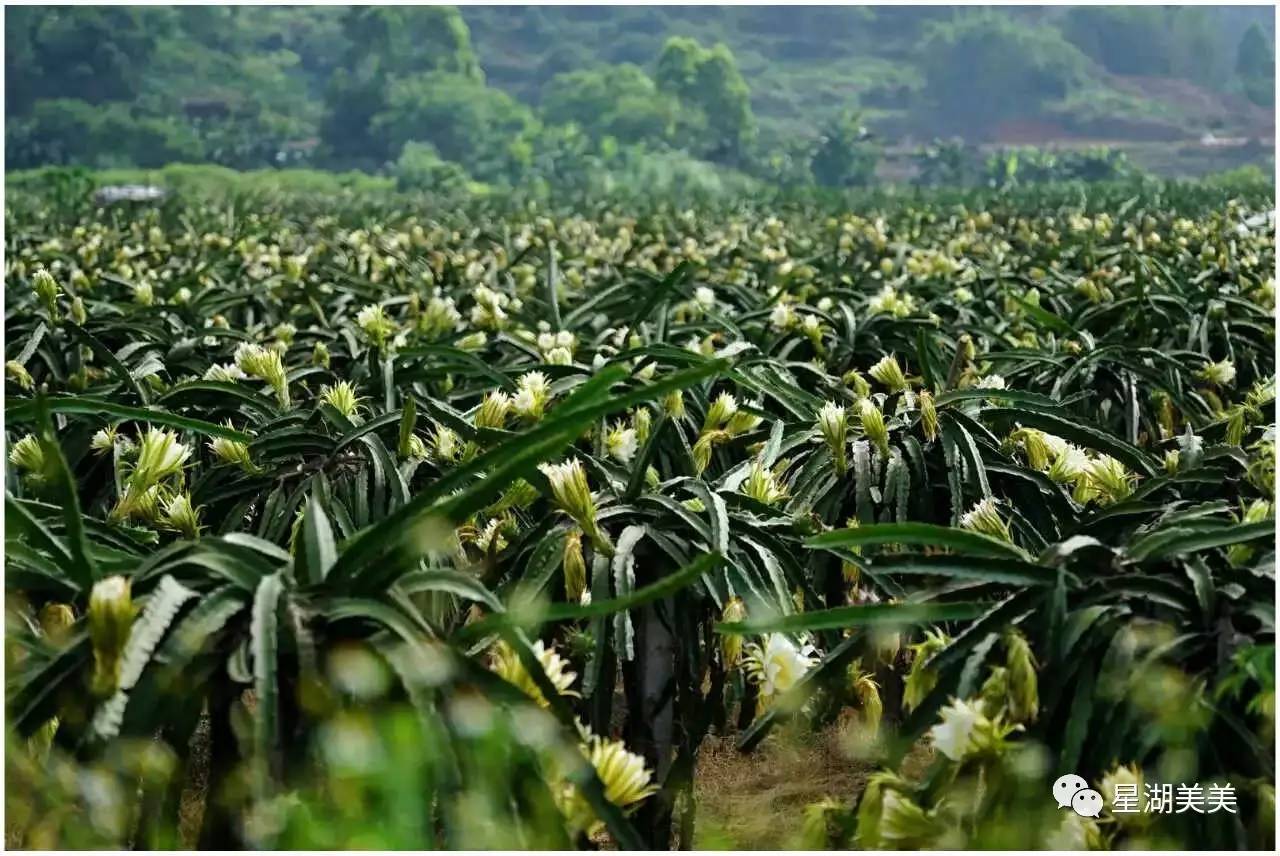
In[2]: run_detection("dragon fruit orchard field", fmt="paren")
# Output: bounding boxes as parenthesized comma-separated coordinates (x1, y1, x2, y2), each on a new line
(3, 179, 1275, 850)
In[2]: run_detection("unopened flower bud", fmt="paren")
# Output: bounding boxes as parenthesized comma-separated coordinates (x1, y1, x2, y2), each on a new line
(959, 497, 1013, 543)
(539, 459, 610, 554)
(39, 602, 76, 644)
(703, 392, 739, 432)
(6, 360, 33, 390)
(663, 389, 686, 418)
(817, 402, 848, 475)
(163, 492, 202, 539)
(88, 576, 133, 697)
(1003, 629, 1038, 724)
(69, 296, 87, 326)
(476, 390, 511, 429)
(563, 529, 587, 603)
(844, 370, 871, 398)
(869, 354, 909, 392)
(918, 389, 938, 442)
(33, 268, 60, 315)
(859, 398, 890, 458)
(320, 381, 361, 419)
(721, 597, 747, 667)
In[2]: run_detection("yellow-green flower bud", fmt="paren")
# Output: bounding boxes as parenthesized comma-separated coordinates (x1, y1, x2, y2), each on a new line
(1098, 764, 1149, 830)
(456, 332, 487, 351)
(1081, 455, 1135, 505)
(850, 667, 883, 737)
(742, 458, 788, 505)
(692, 429, 729, 475)
(1226, 406, 1247, 447)
(918, 389, 938, 442)
(513, 371, 552, 421)
(419, 295, 464, 339)
(959, 497, 1013, 543)
(489, 639, 578, 709)
(355, 303, 398, 351)
(6, 360, 33, 390)
(726, 403, 762, 436)
(33, 268, 60, 315)
(903, 628, 949, 712)
(703, 392, 739, 433)
(424, 425, 455, 465)
(563, 529, 587, 603)
(88, 576, 133, 697)
(163, 492, 202, 539)
(539, 459, 610, 554)
(69, 296, 87, 326)
(817, 402, 848, 475)
(605, 421, 638, 464)
(39, 602, 76, 644)
(1010, 428, 1052, 471)
(129, 428, 191, 491)
(582, 733, 658, 817)
(631, 407, 652, 444)
(320, 381, 361, 419)
(978, 665, 1010, 718)
(859, 398, 890, 458)
(662, 389, 686, 418)
(475, 390, 511, 429)
(272, 322, 297, 345)
(1003, 629, 1038, 723)
(235, 343, 290, 406)
(405, 434, 428, 460)
(1197, 359, 1236, 387)
(312, 341, 331, 368)
(1156, 393, 1176, 439)
(869, 354, 909, 392)
(844, 369, 871, 398)
(209, 431, 256, 473)
(720, 597, 746, 667)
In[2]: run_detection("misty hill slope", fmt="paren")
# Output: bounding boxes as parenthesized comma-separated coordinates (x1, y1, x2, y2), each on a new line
(462, 5, 1273, 145)
(4, 5, 1272, 177)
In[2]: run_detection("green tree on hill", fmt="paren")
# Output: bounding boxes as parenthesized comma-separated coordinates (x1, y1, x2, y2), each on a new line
(4, 6, 176, 115)
(371, 72, 537, 182)
(921, 15, 1090, 140)
(321, 6, 482, 167)
(809, 111, 879, 188)
(540, 64, 678, 147)
(654, 37, 756, 166)
(1236, 23, 1275, 108)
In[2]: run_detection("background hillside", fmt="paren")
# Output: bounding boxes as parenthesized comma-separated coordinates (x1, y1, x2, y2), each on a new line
(5, 5, 1274, 185)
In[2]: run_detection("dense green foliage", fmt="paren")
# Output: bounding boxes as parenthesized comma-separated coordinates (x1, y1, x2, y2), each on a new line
(4, 174, 1275, 849)
(920, 14, 1091, 138)
(5, 6, 1273, 182)
(1236, 23, 1277, 109)
(1060, 7, 1218, 81)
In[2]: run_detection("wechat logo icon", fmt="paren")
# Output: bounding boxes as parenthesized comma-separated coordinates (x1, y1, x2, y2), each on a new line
(1054, 773, 1105, 818)
(1054, 773, 1096, 816)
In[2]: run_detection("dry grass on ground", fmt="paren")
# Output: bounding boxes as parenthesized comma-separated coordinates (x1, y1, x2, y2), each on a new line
(693, 722, 870, 850)
(692, 716, 936, 850)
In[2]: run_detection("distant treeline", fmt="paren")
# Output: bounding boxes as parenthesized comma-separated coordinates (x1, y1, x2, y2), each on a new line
(4, 7, 1274, 189)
